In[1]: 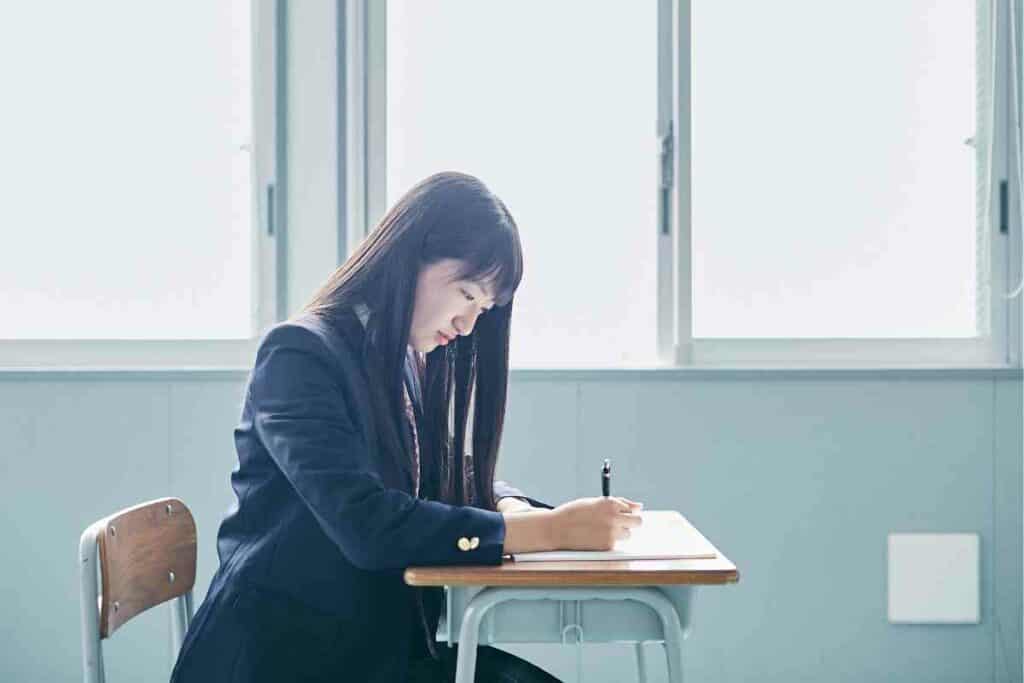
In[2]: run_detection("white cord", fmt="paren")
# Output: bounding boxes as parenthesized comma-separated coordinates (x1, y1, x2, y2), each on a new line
(1003, 0, 1024, 298)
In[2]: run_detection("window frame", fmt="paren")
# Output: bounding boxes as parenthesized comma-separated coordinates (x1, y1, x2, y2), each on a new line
(362, 0, 1021, 370)
(0, 0, 281, 369)
(341, 0, 387, 258)
(668, 0, 1022, 369)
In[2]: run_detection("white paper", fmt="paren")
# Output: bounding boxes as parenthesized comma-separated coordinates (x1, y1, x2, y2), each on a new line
(511, 510, 718, 562)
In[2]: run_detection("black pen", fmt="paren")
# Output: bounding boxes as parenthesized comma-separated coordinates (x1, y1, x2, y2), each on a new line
(601, 459, 611, 497)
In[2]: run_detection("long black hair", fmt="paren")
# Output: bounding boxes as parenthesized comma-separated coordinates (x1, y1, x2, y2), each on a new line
(299, 171, 523, 511)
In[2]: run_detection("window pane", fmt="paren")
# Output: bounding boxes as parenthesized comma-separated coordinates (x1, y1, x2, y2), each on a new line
(0, 2, 253, 340)
(692, 1, 978, 338)
(386, 1, 658, 366)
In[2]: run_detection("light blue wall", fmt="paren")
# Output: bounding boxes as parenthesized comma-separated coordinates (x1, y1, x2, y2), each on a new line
(0, 370, 1019, 682)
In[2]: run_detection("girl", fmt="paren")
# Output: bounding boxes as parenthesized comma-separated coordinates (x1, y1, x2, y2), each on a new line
(170, 171, 644, 682)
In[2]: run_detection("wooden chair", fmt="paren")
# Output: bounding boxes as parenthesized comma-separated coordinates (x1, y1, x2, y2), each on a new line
(78, 497, 197, 683)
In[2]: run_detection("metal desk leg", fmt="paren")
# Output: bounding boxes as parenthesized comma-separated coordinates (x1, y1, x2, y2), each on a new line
(453, 587, 686, 683)
(635, 642, 648, 683)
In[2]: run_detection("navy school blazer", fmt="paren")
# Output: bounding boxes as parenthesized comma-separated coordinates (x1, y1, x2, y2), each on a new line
(170, 308, 550, 682)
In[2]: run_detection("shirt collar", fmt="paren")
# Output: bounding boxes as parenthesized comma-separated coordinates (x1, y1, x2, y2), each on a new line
(353, 302, 371, 328)
(352, 302, 422, 365)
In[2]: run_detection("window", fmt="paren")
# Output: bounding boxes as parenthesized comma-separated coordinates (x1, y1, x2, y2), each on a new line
(683, 0, 1019, 366)
(0, 1, 258, 342)
(360, 0, 1020, 368)
(692, 1, 979, 339)
(384, 0, 659, 367)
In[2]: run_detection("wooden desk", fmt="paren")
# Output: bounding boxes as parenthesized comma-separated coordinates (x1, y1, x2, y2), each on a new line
(406, 553, 739, 682)
(405, 555, 739, 587)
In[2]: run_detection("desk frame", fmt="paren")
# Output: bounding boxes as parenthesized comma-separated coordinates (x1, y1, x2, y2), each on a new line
(451, 586, 687, 683)
(406, 553, 738, 683)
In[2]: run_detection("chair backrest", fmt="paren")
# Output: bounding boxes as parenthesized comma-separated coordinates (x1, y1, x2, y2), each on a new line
(79, 497, 197, 683)
(96, 497, 197, 637)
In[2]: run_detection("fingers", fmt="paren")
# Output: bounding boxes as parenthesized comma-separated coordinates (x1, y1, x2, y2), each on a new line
(609, 497, 644, 513)
(615, 512, 644, 527)
(608, 497, 630, 512)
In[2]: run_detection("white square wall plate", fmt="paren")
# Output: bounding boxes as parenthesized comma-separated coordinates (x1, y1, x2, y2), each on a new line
(887, 533, 980, 624)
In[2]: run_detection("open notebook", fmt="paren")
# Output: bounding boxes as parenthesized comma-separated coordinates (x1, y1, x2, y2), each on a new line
(510, 510, 718, 562)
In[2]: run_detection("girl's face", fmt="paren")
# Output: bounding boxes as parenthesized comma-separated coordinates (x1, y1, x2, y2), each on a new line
(410, 258, 496, 352)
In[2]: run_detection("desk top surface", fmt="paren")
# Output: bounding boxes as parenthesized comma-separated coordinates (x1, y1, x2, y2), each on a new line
(404, 553, 739, 587)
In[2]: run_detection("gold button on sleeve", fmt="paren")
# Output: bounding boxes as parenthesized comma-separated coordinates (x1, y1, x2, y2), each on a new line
(469, 537, 480, 550)
(457, 537, 471, 551)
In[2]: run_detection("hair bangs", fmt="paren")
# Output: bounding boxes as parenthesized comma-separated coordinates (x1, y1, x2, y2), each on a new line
(451, 213, 523, 308)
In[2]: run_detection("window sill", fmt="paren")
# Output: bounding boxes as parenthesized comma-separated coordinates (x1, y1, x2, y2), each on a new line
(508, 365, 1022, 381)
(0, 365, 1018, 382)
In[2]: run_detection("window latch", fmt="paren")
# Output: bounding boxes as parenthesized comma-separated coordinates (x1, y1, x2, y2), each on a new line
(658, 121, 674, 236)
(266, 183, 276, 237)
(999, 180, 1008, 235)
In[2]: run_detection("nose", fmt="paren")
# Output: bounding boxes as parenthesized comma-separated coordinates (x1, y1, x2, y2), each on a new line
(453, 309, 481, 337)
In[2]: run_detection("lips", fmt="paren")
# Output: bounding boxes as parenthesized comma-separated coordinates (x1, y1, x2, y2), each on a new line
(436, 331, 452, 344)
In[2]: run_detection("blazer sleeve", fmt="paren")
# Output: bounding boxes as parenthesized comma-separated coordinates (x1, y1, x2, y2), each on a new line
(493, 480, 555, 510)
(249, 323, 507, 571)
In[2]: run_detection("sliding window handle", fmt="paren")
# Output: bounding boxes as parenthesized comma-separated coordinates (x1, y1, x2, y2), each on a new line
(658, 121, 674, 236)
(266, 183, 276, 236)
(999, 180, 1008, 235)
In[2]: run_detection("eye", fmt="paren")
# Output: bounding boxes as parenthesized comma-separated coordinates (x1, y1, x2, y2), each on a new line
(461, 288, 492, 313)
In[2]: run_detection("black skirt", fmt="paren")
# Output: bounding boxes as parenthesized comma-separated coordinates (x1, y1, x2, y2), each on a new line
(170, 580, 365, 683)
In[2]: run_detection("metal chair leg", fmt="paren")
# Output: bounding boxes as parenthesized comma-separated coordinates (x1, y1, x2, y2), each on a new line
(170, 592, 192, 657)
(79, 524, 105, 683)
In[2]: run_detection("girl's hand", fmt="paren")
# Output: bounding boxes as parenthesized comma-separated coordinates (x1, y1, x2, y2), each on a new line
(549, 497, 644, 550)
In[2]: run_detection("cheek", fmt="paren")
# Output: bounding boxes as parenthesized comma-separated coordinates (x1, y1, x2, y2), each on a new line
(416, 293, 452, 326)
